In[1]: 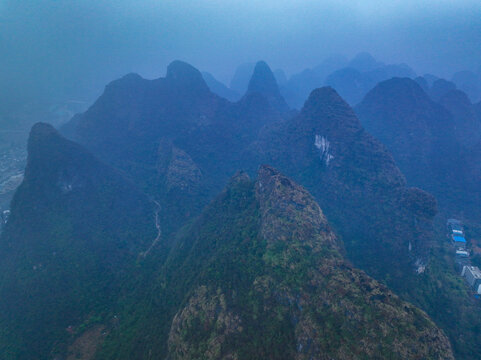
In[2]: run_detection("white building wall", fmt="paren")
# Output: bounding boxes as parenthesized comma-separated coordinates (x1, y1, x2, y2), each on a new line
(465, 267, 477, 287)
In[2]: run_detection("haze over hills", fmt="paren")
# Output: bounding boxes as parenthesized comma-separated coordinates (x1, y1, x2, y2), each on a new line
(439, 89, 481, 148)
(63, 61, 442, 285)
(247, 86, 436, 285)
(246, 61, 290, 113)
(429, 79, 458, 102)
(355, 82, 481, 358)
(451, 70, 481, 103)
(1, 56, 481, 359)
(3, 1, 481, 358)
(62, 60, 288, 235)
(356, 78, 460, 192)
(63, 59, 435, 285)
(0, 123, 456, 358)
(203, 53, 419, 110)
(201, 72, 240, 102)
(356, 77, 481, 227)
(98, 166, 453, 359)
(0, 123, 157, 358)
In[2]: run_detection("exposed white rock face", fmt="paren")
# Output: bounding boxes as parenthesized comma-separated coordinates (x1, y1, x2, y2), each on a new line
(415, 258, 426, 274)
(314, 135, 334, 166)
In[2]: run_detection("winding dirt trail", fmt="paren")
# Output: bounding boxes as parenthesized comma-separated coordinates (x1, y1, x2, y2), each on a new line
(141, 200, 162, 258)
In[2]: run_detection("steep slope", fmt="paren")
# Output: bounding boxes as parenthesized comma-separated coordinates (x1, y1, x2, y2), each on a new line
(279, 55, 348, 110)
(324, 56, 416, 106)
(356, 78, 461, 192)
(280, 68, 324, 110)
(415, 76, 430, 93)
(429, 79, 457, 101)
(245, 87, 481, 358)
(0, 123, 157, 359)
(356, 78, 481, 224)
(246, 61, 289, 113)
(347, 52, 382, 72)
(356, 80, 481, 358)
(312, 54, 348, 79)
(451, 70, 481, 102)
(63, 60, 285, 234)
(202, 71, 241, 102)
(69, 61, 224, 167)
(273, 68, 288, 86)
(439, 89, 481, 148)
(424, 74, 440, 87)
(98, 166, 453, 360)
(324, 67, 367, 105)
(229, 63, 255, 94)
(56, 64, 479, 358)
(248, 87, 436, 289)
(280, 53, 414, 109)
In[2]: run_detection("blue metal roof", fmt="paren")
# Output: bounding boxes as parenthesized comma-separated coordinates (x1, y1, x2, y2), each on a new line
(454, 235, 466, 243)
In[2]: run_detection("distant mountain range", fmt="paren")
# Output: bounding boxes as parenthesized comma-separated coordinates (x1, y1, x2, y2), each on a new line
(203, 52, 481, 110)
(204, 53, 418, 109)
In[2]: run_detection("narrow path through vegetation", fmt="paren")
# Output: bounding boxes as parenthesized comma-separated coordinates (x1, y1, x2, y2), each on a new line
(141, 200, 161, 258)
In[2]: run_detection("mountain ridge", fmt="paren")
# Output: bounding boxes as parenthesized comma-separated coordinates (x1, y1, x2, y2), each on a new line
(96, 165, 453, 359)
(0, 122, 157, 359)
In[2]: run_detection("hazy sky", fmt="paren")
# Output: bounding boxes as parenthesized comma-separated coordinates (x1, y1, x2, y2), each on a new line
(1, 0, 481, 104)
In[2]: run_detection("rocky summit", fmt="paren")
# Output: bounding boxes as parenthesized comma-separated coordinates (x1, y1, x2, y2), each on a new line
(246, 61, 290, 113)
(249, 86, 436, 287)
(96, 166, 453, 360)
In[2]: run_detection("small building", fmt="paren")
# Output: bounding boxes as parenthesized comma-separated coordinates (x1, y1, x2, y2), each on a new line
(452, 234, 467, 249)
(464, 266, 481, 294)
(0, 210, 10, 230)
(456, 257, 471, 275)
(455, 249, 469, 258)
(447, 218, 464, 236)
(1, 210, 10, 224)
